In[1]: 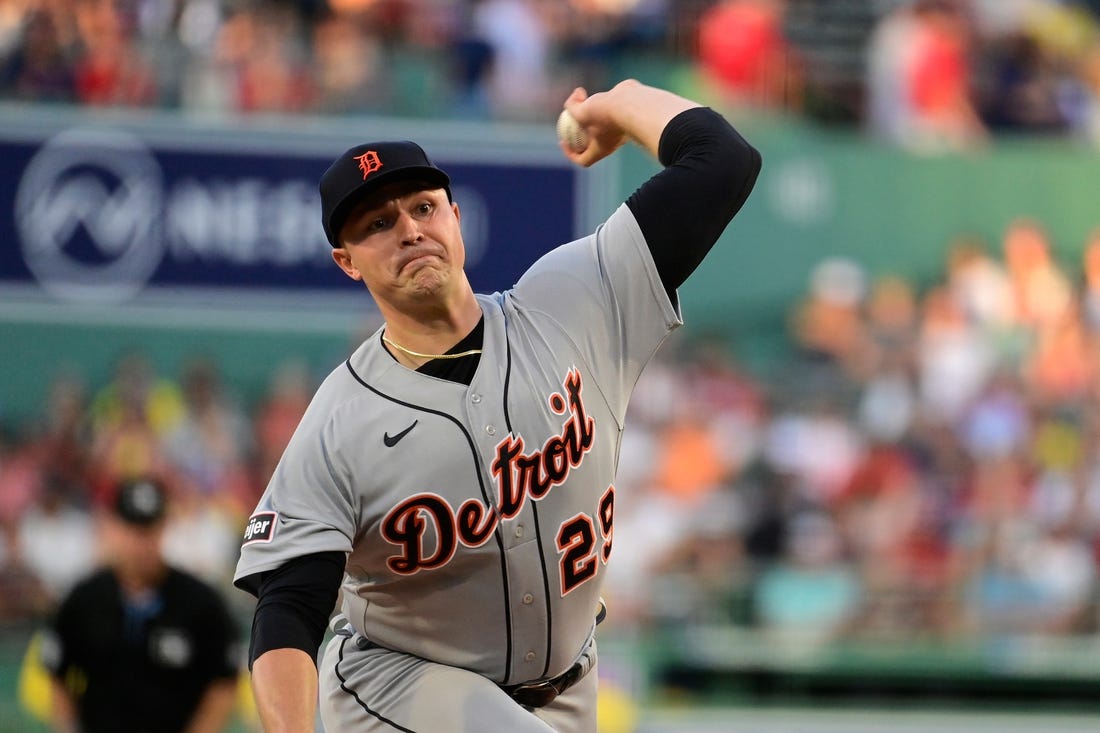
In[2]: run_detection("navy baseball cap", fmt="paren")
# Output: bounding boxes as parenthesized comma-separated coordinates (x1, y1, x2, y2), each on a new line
(113, 477, 167, 526)
(320, 140, 451, 247)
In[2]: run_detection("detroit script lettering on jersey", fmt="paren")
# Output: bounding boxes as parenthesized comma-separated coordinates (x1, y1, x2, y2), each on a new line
(381, 367, 593, 575)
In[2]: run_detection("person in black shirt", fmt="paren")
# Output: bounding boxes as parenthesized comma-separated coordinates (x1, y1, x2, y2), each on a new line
(40, 477, 241, 733)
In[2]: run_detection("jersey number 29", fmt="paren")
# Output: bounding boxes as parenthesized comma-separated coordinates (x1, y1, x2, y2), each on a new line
(555, 485, 614, 596)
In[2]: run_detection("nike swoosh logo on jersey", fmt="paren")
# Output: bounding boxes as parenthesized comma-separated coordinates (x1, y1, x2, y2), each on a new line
(383, 420, 418, 447)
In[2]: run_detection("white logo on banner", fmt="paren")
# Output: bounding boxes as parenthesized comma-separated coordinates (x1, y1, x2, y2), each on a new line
(15, 128, 165, 303)
(14, 128, 333, 305)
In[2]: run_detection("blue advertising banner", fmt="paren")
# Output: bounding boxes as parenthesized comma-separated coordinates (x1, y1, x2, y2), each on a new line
(0, 107, 598, 314)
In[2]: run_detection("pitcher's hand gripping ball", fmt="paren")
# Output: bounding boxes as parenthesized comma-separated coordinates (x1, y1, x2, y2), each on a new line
(557, 109, 589, 153)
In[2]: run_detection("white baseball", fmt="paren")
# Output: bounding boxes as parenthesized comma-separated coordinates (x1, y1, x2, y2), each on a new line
(556, 109, 589, 153)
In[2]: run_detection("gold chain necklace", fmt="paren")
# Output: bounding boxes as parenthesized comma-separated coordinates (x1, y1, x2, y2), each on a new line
(382, 334, 482, 361)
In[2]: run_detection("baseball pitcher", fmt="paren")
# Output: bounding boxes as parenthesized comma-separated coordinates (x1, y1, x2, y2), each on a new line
(234, 80, 762, 732)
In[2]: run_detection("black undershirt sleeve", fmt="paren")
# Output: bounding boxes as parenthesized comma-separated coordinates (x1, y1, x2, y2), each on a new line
(626, 107, 762, 298)
(241, 550, 345, 670)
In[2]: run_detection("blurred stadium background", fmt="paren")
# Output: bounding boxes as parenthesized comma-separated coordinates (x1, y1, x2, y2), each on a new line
(2, 0, 1100, 731)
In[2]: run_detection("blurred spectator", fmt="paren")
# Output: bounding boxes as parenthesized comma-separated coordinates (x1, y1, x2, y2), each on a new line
(87, 352, 185, 497)
(1001, 217, 1073, 330)
(957, 369, 1031, 461)
(0, 5, 74, 101)
(72, 0, 158, 106)
(1023, 306, 1094, 405)
(697, 0, 803, 111)
(905, 0, 988, 148)
(251, 358, 314, 490)
(790, 257, 869, 375)
(959, 520, 1054, 635)
(958, 512, 1095, 635)
(646, 484, 751, 626)
(1078, 40, 1100, 145)
(0, 523, 52, 623)
(944, 235, 1016, 333)
(978, 25, 1069, 132)
(1018, 521, 1096, 632)
(603, 474, 709, 625)
(469, 0, 559, 120)
(90, 352, 185, 439)
(16, 477, 96, 601)
(866, 0, 922, 143)
(309, 10, 384, 114)
(652, 412, 729, 505)
(866, 0, 988, 152)
(449, 1, 496, 118)
(861, 274, 920, 371)
(752, 509, 862, 642)
(1028, 408, 1087, 530)
(917, 284, 996, 424)
(33, 374, 94, 502)
(0, 396, 58, 626)
(853, 277, 921, 443)
(215, 4, 315, 114)
(971, 0, 1100, 138)
(840, 442, 952, 637)
(763, 398, 865, 505)
(164, 357, 253, 510)
(856, 365, 917, 445)
(1082, 226, 1100, 331)
(0, 426, 42, 530)
(161, 483, 244, 589)
(177, 0, 237, 111)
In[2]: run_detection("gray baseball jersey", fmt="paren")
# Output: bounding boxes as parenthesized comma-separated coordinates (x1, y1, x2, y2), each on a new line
(235, 202, 680, 717)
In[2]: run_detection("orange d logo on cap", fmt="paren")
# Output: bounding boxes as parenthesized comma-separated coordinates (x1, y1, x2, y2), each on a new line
(320, 141, 451, 247)
(355, 151, 383, 180)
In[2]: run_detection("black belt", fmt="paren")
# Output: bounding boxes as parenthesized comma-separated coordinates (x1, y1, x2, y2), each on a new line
(337, 625, 589, 708)
(499, 661, 587, 709)
(501, 601, 604, 708)
(338, 626, 589, 708)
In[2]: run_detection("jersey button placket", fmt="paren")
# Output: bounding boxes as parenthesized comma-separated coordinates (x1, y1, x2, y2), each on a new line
(485, 425, 497, 436)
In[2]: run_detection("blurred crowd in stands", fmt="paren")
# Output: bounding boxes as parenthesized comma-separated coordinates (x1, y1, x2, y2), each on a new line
(0, 352, 316, 622)
(1, 0, 1100, 148)
(2, 217, 1100, 648)
(607, 217, 1100, 643)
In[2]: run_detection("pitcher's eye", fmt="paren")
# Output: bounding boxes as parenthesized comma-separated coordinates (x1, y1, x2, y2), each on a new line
(416, 202, 433, 216)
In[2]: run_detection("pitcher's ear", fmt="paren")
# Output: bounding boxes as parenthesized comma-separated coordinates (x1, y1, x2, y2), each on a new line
(331, 247, 362, 281)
